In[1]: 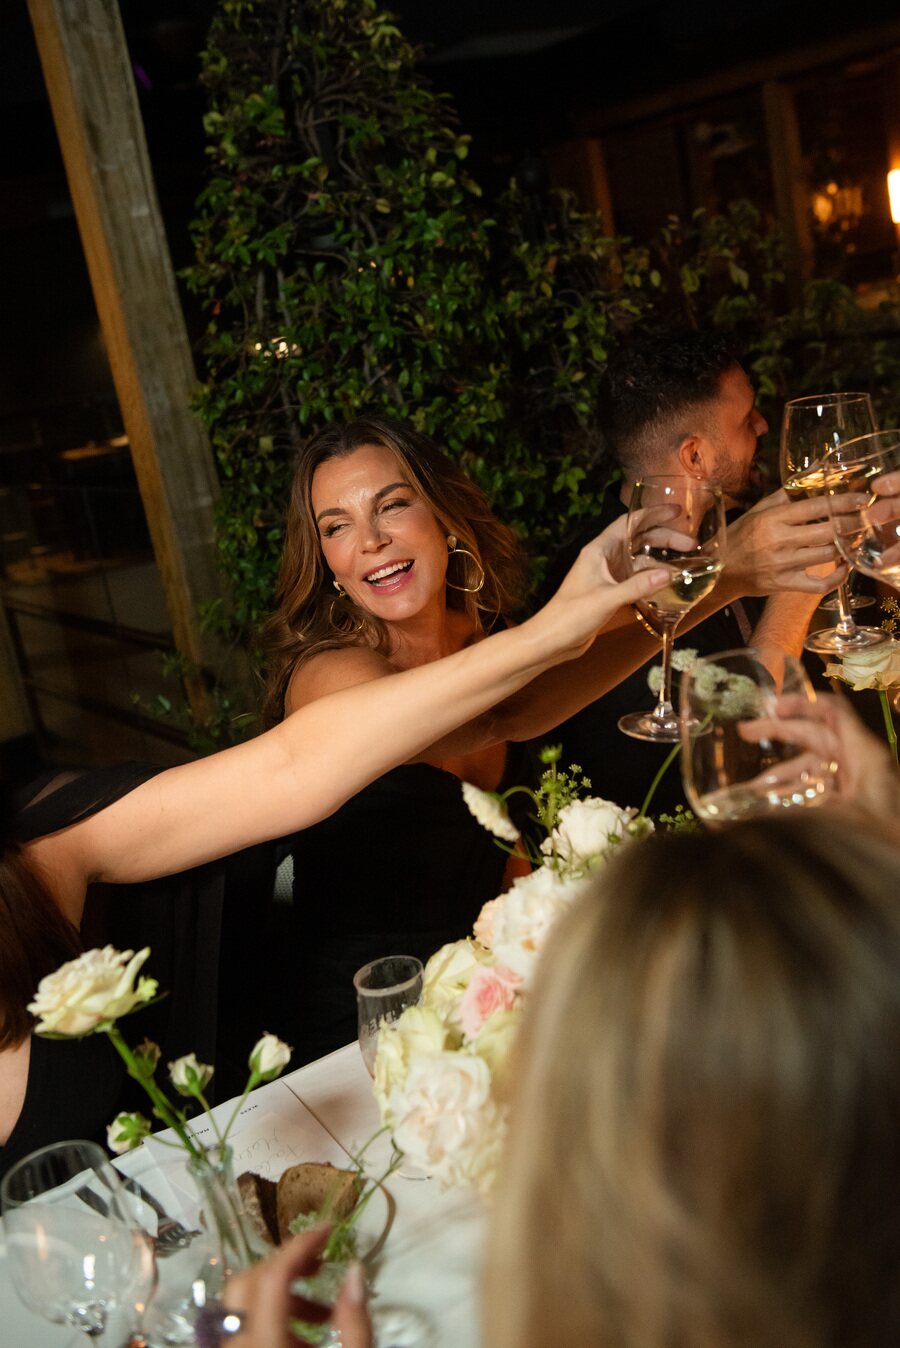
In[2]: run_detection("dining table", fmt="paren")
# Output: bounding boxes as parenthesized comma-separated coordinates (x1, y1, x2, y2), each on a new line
(0, 1043, 484, 1346)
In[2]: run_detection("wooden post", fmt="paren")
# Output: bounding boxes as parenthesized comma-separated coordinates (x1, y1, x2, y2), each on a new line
(27, 0, 224, 721)
(762, 80, 815, 301)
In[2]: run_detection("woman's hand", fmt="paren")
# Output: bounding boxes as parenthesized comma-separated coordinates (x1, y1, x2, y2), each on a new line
(533, 514, 669, 661)
(738, 692, 900, 822)
(224, 1226, 373, 1348)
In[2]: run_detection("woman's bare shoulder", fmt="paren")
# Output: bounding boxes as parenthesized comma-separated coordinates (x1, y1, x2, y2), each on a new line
(284, 646, 396, 715)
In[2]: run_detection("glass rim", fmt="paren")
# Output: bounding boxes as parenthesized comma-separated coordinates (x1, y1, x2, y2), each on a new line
(678, 646, 809, 711)
(783, 391, 873, 409)
(353, 955, 424, 996)
(632, 473, 722, 497)
(1, 1137, 111, 1208)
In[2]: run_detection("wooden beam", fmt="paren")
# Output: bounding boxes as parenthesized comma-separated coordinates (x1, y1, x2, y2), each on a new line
(762, 80, 815, 301)
(27, 0, 224, 721)
(576, 21, 900, 135)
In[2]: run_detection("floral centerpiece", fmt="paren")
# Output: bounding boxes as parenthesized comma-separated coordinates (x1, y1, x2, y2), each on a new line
(371, 740, 688, 1195)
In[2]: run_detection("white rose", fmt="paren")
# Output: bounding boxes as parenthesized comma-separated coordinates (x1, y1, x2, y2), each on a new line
(249, 1033, 292, 1080)
(422, 939, 489, 1022)
(388, 1050, 504, 1192)
(373, 1005, 449, 1116)
(492, 866, 591, 985)
(827, 639, 900, 690)
(168, 1052, 214, 1096)
(107, 1110, 151, 1155)
(541, 797, 636, 874)
(461, 783, 519, 841)
(28, 946, 157, 1036)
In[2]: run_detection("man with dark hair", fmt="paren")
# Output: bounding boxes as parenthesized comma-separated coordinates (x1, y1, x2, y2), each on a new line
(538, 331, 830, 812)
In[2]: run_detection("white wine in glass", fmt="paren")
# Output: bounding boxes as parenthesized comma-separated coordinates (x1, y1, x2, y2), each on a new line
(780, 392, 886, 653)
(618, 477, 726, 743)
(824, 430, 900, 591)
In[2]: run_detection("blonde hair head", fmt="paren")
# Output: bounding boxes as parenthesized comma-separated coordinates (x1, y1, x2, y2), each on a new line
(485, 813, 900, 1348)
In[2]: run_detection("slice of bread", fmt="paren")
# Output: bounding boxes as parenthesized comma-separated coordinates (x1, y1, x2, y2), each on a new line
(275, 1161, 361, 1242)
(236, 1170, 279, 1246)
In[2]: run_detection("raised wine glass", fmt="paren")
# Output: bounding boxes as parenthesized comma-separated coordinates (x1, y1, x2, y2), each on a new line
(680, 648, 838, 825)
(780, 392, 886, 652)
(823, 429, 900, 592)
(1, 1140, 156, 1346)
(618, 476, 726, 743)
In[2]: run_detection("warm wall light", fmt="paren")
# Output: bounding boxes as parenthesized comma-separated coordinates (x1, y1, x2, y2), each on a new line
(888, 169, 900, 224)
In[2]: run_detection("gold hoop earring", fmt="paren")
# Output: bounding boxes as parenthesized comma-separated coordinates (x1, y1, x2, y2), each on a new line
(333, 580, 346, 595)
(328, 596, 365, 634)
(446, 535, 486, 594)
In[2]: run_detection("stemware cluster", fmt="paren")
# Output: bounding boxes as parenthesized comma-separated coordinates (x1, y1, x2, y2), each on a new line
(617, 389, 900, 818)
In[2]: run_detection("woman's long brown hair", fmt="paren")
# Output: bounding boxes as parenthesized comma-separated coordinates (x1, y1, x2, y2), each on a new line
(260, 417, 527, 725)
(0, 839, 81, 1049)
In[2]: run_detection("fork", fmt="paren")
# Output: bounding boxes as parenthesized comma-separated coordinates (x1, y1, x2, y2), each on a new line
(124, 1177, 202, 1256)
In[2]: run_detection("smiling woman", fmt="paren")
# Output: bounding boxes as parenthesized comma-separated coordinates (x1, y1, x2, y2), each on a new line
(260, 417, 531, 1061)
(261, 418, 527, 725)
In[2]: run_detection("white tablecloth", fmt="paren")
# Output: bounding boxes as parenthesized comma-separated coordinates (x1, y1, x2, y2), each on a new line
(0, 1044, 483, 1346)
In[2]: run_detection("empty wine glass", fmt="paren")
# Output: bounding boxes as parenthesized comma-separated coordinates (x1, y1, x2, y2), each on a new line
(780, 392, 886, 652)
(1, 1140, 156, 1345)
(618, 476, 726, 743)
(354, 956, 424, 1077)
(680, 649, 838, 826)
(823, 429, 900, 591)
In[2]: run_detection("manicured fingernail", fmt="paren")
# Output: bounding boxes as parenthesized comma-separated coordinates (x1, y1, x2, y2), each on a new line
(344, 1260, 367, 1306)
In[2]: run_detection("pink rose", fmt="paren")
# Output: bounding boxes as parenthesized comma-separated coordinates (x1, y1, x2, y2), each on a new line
(459, 965, 519, 1039)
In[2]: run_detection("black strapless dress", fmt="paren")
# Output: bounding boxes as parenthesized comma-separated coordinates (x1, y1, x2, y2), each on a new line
(288, 754, 525, 1063)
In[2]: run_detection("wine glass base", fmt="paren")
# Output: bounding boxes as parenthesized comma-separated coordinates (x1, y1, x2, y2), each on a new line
(818, 593, 875, 611)
(804, 625, 887, 655)
(618, 710, 681, 743)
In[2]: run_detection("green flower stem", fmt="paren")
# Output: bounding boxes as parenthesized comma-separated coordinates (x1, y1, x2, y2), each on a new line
(106, 1024, 204, 1161)
(879, 689, 899, 768)
(638, 742, 682, 820)
(219, 1072, 261, 1147)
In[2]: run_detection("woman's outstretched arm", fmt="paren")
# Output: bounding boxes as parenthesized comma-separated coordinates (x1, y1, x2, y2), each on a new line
(29, 538, 668, 908)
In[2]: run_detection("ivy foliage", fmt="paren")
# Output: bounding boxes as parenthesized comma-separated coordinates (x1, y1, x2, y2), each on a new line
(186, 0, 900, 643)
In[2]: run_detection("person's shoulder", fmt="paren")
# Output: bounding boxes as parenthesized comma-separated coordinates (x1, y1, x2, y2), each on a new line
(284, 645, 395, 714)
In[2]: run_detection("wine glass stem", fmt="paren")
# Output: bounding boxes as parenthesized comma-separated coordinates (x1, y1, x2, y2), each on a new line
(654, 621, 677, 720)
(834, 579, 858, 637)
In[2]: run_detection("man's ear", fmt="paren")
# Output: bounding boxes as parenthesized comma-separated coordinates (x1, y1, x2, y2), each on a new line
(677, 434, 710, 478)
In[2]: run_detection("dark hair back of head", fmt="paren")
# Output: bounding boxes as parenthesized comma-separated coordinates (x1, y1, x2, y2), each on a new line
(599, 330, 742, 477)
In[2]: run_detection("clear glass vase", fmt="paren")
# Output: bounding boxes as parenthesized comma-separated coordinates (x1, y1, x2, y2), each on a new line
(187, 1144, 270, 1276)
(143, 1145, 268, 1346)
